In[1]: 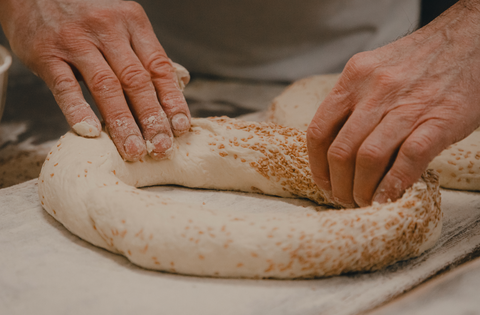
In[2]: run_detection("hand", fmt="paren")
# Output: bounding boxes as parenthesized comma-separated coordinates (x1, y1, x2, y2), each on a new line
(307, 0, 480, 207)
(0, 0, 191, 161)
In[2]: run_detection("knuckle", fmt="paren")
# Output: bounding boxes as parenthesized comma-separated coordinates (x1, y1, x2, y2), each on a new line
(51, 73, 78, 97)
(89, 69, 121, 95)
(344, 52, 372, 76)
(356, 142, 384, 168)
(306, 123, 321, 141)
(306, 122, 328, 153)
(371, 68, 399, 90)
(26, 38, 61, 66)
(56, 24, 82, 42)
(160, 90, 186, 107)
(35, 25, 90, 58)
(105, 111, 135, 132)
(146, 52, 174, 79)
(140, 110, 165, 127)
(84, 8, 118, 27)
(61, 100, 88, 119)
(119, 64, 151, 91)
(328, 142, 354, 165)
(306, 121, 328, 144)
(401, 135, 432, 162)
(121, 1, 147, 18)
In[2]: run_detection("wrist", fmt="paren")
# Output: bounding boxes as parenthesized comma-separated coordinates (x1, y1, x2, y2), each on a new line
(418, 0, 480, 39)
(398, 0, 480, 75)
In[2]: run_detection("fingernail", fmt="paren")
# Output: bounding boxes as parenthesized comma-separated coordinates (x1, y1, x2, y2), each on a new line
(353, 195, 370, 208)
(373, 178, 403, 204)
(149, 133, 173, 159)
(171, 113, 189, 134)
(313, 178, 332, 198)
(372, 191, 390, 204)
(124, 135, 146, 161)
(322, 189, 333, 202)
(73, 118, 101, 137)
(333, 197, 356, 209)
(86, 118, 101, 129)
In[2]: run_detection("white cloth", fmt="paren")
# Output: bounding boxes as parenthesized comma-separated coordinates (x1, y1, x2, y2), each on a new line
(140, 0, 420, 80)
(2, 180, 480, 315)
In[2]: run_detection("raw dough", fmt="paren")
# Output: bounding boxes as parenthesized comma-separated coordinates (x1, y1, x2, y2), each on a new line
(38, 117, 442, 279)
(267, 74, 480, 191)
(267, 74, 340, 130)
(428, 129, 480, 191)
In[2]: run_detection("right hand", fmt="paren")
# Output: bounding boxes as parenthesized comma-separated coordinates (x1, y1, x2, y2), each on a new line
(0, 0, 191, 161)
(306, 0, 480, 207)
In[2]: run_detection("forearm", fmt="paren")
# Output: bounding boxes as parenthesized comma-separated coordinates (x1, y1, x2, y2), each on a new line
(418, 0, 480, 44)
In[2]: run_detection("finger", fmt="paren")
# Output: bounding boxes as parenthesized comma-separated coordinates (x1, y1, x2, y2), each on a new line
(71, 48, 147, 162)
(353, 111, 420, 206)
(306, 86, 352, 197)
(124, 2, 191, 136)
(171, 61, 191, 91)
(327, 106, 384, 207)
(101, 39, 174, 160)
(41, 60, 101, 137)
(373, 122, 451, 204)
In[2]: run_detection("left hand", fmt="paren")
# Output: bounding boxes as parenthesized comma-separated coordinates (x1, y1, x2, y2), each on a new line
(0, 0, 191, 162)
(307, 0, 480, 207)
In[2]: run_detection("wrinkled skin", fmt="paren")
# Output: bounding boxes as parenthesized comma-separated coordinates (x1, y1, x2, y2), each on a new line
(307, 0, 480, 207)
(0, 0, 191, 161)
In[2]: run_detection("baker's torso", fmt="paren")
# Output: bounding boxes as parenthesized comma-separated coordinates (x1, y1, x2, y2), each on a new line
(139, 0, 420, 80)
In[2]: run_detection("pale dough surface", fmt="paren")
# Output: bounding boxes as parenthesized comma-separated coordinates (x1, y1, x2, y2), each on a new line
(267, 74, 480, 191)
(38, 117, 442, 279)
(428, 129, 480, 191)
(267, 74, 340, 130)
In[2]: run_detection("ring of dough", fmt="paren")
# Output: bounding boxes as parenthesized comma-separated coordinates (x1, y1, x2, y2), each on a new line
(38, 117, 442, 279)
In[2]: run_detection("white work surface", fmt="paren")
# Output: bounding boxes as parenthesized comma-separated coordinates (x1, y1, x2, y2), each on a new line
(371, 257, 480, 315)
(2, 178, 480, 315)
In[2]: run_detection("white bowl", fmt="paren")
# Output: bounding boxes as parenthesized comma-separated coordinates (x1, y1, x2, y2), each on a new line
(0, 45, 12, 122)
